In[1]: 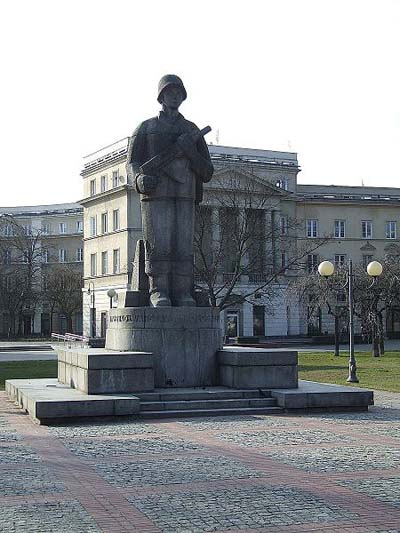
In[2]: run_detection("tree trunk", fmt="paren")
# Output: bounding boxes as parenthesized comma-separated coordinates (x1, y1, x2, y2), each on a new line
(334, 315, 340, 356)
(372, 325, 380, 357)
(378, 313, 385, 355)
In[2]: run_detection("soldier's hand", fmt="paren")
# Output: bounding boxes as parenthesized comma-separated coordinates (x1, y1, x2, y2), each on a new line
(136, 174, 158, 194)
(177, 133, 196, 156)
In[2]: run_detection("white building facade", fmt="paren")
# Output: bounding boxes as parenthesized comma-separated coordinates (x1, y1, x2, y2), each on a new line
(79, 140, 400, 340)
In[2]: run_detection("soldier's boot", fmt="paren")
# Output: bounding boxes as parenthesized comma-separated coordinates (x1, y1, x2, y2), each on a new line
(149, 275, 171, 307)
(173, 274, 196, 307)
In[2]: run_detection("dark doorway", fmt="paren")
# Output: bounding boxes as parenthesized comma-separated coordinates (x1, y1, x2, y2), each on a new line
(253, 305, 265, 336)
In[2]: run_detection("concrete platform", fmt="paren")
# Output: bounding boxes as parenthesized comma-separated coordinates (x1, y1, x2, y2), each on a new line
(271, 380, 374, 409)
(5, 378, 374, 424)
(6, 378, 140, 424)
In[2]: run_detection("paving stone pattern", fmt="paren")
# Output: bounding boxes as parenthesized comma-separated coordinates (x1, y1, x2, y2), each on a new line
(0, 467, 65, 497)
(266, 445, 400, 472)
(95, 455, 264, 487)
(0, 501, 100, 532)
(48, 420, 165, 438)
(0, 443, 40, 464)
(63, 436, 202, 458)
(216, 429, 355, 447)
(339, 477, 400, 508)
(179, 414, 298, 430)
(2, 390, 400, 531)
(131, 484, 358, 532)
(367, 424, 400, 439)
(0, 428, 21, 441)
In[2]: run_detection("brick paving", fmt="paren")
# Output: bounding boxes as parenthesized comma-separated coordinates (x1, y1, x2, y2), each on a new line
(1, 390, 400, 532)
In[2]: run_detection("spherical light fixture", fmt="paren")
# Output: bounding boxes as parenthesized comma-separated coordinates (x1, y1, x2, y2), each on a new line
(367, 261, 383, 277)
(318, 261, 335, 277)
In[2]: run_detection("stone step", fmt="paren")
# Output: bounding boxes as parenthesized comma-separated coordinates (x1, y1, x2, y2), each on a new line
(140, 398, 277, 411)
(139, 406, 284, 419)
(136, 388, 270, 402)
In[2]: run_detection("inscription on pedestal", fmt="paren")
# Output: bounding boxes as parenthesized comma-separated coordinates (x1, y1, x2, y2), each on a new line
(105, 307, 222, 387)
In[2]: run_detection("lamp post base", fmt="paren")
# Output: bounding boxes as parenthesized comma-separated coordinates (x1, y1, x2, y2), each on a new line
(347, 362, 359, 383)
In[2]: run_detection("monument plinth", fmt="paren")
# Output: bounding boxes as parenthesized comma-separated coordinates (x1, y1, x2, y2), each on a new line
(105, 307, 222, 387)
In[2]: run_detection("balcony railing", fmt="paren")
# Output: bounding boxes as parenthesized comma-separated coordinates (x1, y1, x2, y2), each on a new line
(248, 272, 272, 284)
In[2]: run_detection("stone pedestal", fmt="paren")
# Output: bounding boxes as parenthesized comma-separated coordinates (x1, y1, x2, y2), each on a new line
(57, 347, 154, 394)
(218, 349, 298, 389)
(106, 307, 222, 388)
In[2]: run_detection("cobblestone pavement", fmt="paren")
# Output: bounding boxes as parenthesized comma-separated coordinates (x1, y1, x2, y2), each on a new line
(2, 391, 400, 532)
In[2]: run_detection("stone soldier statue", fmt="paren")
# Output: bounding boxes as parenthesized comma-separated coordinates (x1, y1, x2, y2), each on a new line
(126, 75, 214, 307)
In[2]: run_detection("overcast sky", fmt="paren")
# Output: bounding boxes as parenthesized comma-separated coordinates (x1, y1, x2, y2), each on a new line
(1, 0, 399, 207)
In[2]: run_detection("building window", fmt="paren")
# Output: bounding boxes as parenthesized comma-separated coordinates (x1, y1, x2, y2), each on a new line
(90, 216, 97, 237)
(362, 254, 373, 269)
(42, 223, 51, 235)
(112, 170, 119, 188)
(101, 251, 108, 275)
(23, 225, 32, 235)
(280, 216, 288, 236)
(112, 209, 120, 231)
(76, 220, 83, 233)
(3, 249, 11, 264)
(362, 220, 372, 239)
(100, 175, 107, 193)
(306, 219, 318, 238)
(276, 178, 288, 190)
(90, 253, 97, 276)
(76, 248, 83, 262)
(101, 212, 108, 234)
(90, 179, 96, 196)
(113, 249, 120, 274)
(307, 254, 319, 273)
(386, 221, 397, 239)
(59, 222, 67, 234)
(59, 249, 67, 263)
(22, 250, 29, 263)
(42, 250, 49, 263)
(281, 252, 288, 270)
(334, 254, 346, 267)
(334, 220, 345, 238)
(4, 225, 12, 237)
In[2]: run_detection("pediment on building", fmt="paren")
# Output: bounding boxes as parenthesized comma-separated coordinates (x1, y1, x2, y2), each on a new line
(360, 242, 376, 252)
(206, 167, 289, 197)
(384, 243, 400, 253)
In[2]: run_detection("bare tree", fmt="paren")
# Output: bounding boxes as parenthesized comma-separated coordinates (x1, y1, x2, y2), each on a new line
(0, 214, 50, 336)
(43, 264, 83, 334)
(194, 170, 327, 311)
(292, 266, 349, 356)
(293, 257, 400, 357)
(353, 257, 400, 357)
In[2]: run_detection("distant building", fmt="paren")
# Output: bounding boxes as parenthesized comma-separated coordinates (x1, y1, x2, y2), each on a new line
(0, 203, 83, 337)
(81, 138, 400, 340)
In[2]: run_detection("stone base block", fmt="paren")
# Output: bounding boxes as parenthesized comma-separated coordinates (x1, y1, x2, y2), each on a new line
(218, 348, 298, 389)
(57, 347, 154, 394)
(6, 378, 140, 424)
(106, 307, 222, 388)
(271, 380, 374, 409)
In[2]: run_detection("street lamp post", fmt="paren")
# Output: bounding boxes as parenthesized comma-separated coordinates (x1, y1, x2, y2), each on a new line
(87, 282, 96, 338)
(318, 259, 383, 383)
(107, 288, 117, 309)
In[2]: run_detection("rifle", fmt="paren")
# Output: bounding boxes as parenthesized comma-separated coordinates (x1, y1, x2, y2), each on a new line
(139, 126, 211, 181)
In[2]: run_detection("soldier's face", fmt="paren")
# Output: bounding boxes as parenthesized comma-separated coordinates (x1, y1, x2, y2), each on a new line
(160, 86, 185, 109)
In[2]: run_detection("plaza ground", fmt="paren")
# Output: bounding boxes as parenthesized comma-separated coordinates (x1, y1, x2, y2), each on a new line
(1, 388, 400, 532)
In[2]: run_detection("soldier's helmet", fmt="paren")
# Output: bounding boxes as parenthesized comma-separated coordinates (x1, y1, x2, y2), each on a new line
(157, 74, 187, 103)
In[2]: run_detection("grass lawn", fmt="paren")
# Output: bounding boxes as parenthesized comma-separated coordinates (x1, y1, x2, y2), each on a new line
(299, 351, 400, 393)
(0, 360, 57, 390)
